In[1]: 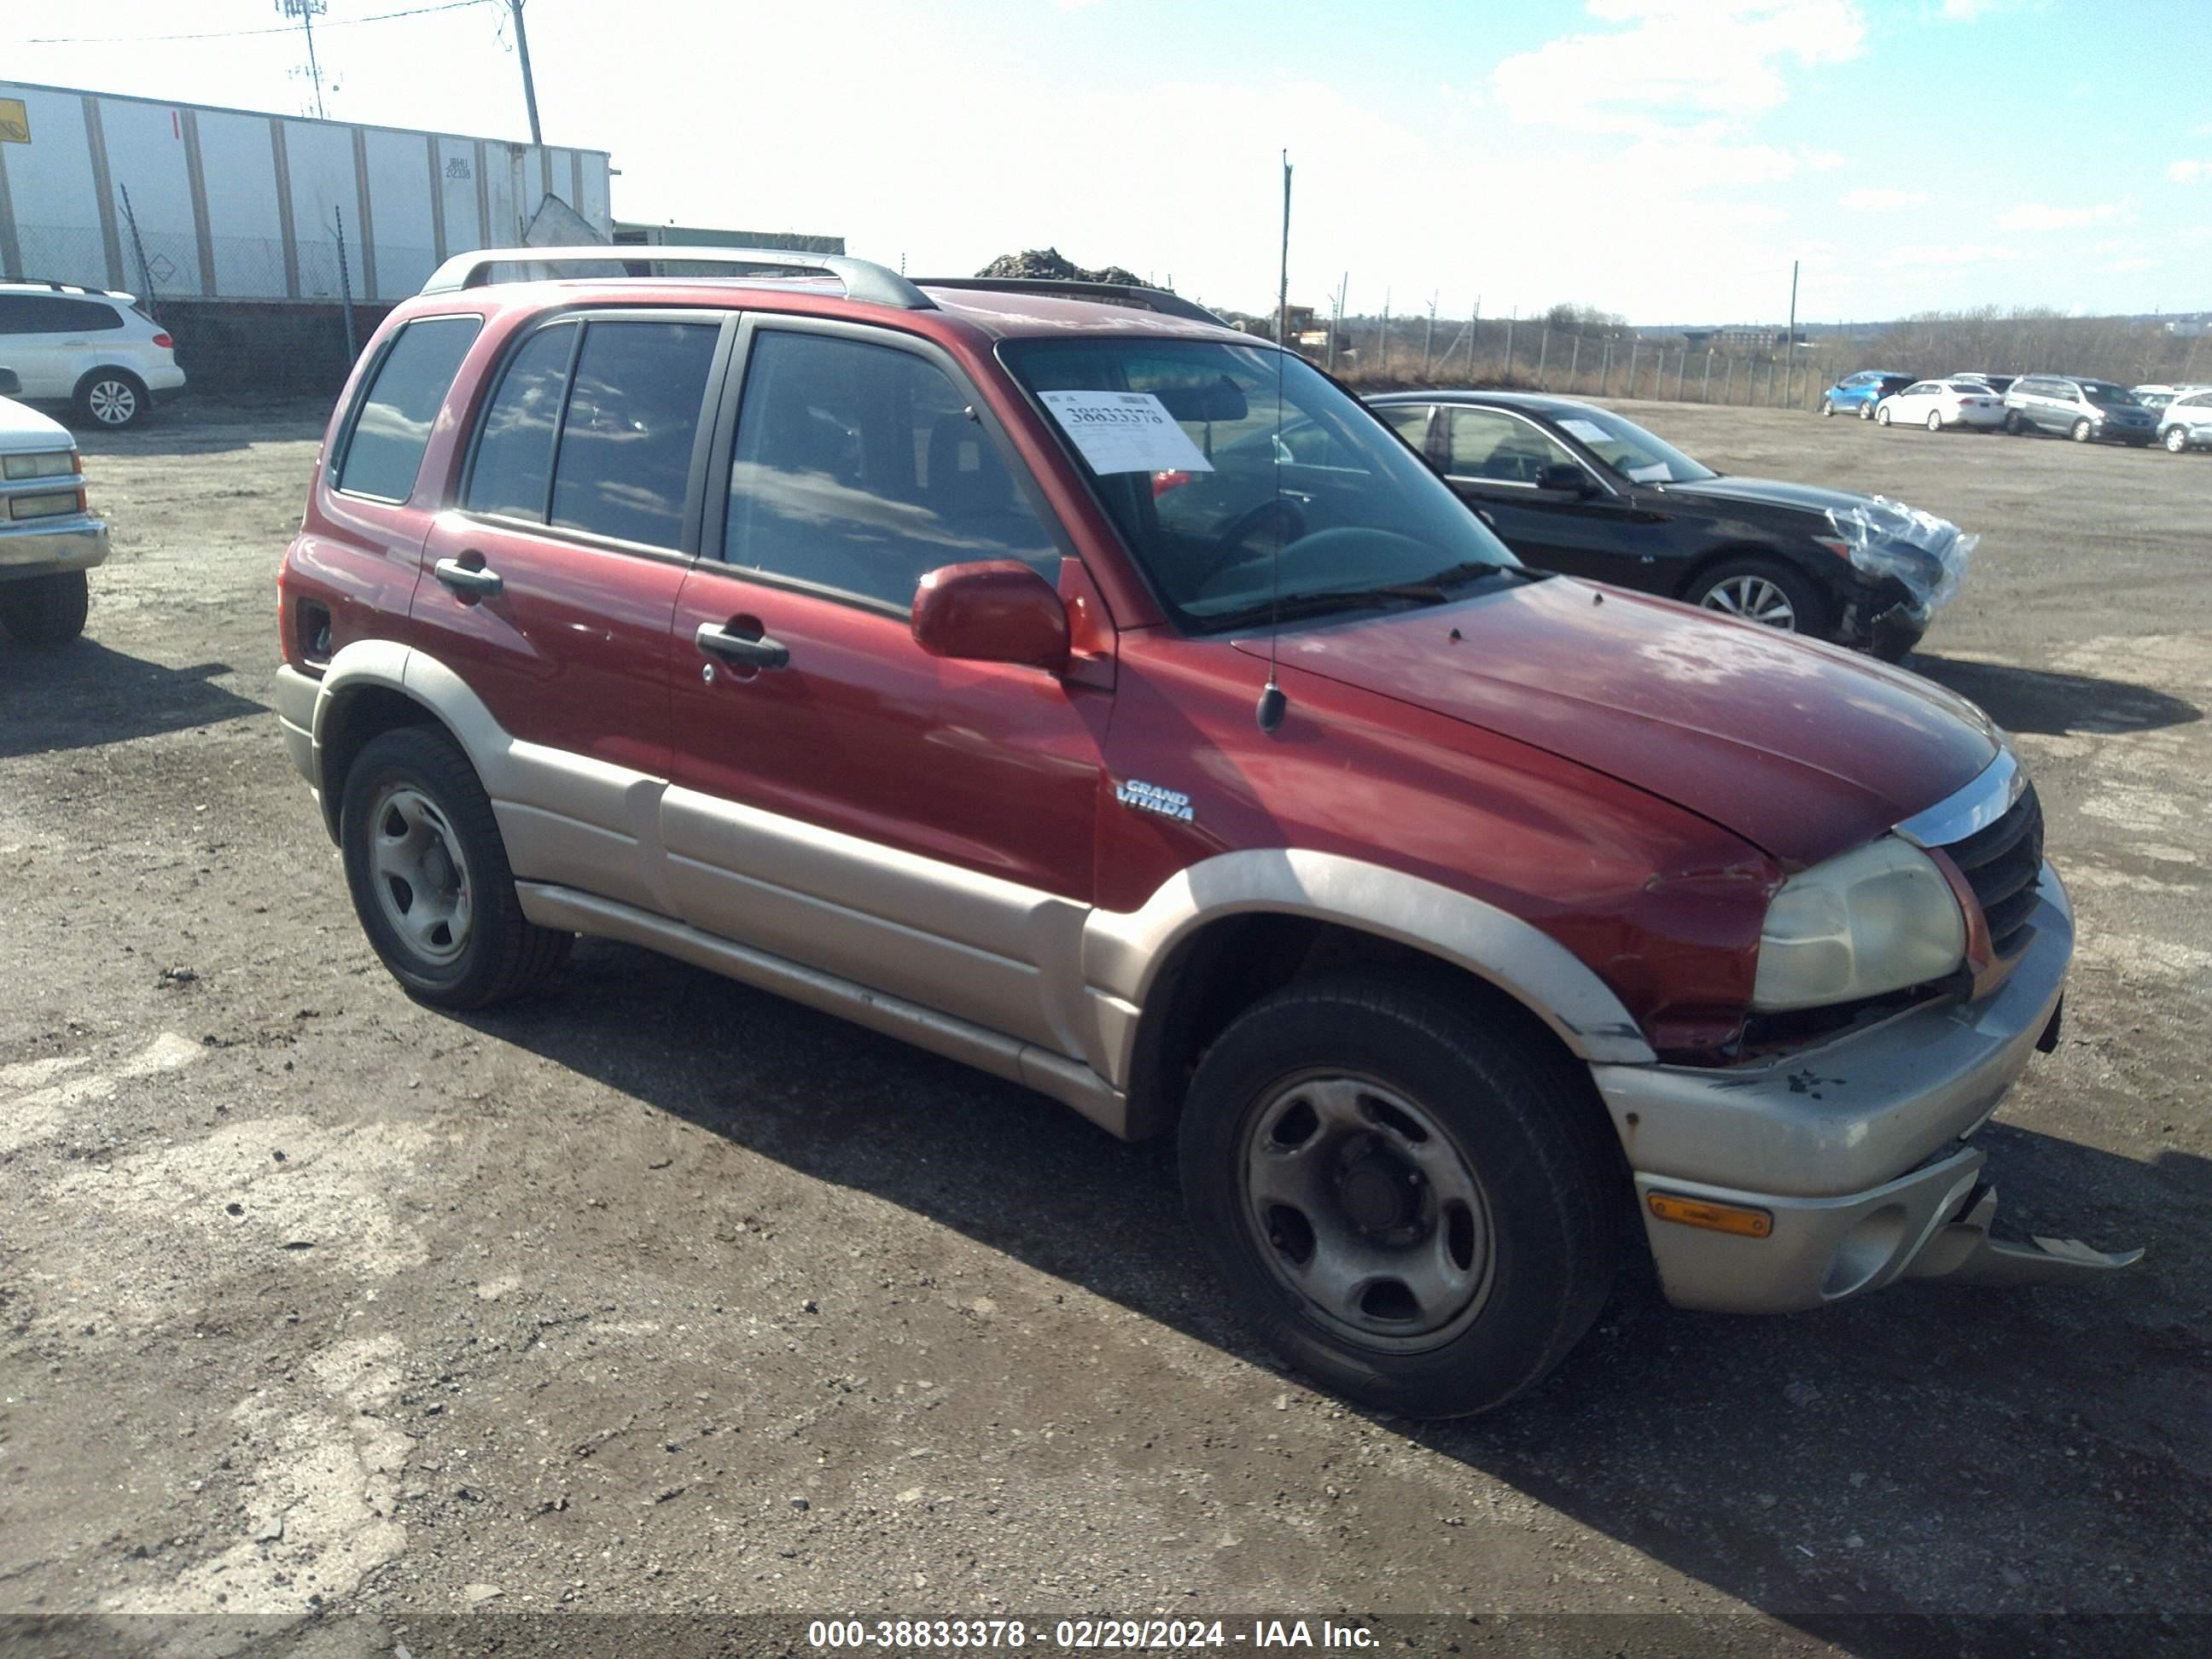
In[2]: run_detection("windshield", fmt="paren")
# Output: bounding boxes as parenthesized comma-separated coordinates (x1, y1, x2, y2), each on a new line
(2081, 382, 2130, 405)
(1003, 338, 1522, 632)
(1547, 405, 1716, 484)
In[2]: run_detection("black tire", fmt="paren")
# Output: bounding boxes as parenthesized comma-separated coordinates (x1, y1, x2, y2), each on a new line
(1177, 973, 1623, 1418)
(1820, 399, 1834, 417)
(2004, 410, 2026, 435)
(73, 368, 150, 431)
(339, 726, 572, 1009)
(1682, 555, 1828, 637)
(2070, 418, 2093, 443)
(0, 570, 90, 643)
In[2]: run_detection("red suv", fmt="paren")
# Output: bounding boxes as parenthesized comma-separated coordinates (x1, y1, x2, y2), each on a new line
(275, 248, 2133, 1417)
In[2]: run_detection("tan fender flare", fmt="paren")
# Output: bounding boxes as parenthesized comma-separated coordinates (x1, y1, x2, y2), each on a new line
(1080, 848, 1657, 1097)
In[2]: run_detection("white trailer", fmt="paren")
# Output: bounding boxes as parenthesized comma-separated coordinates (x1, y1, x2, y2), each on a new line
(0, 79, 612, 306)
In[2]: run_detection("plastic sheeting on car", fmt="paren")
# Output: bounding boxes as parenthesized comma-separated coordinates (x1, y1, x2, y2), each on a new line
(1825, 496, 1976, 613)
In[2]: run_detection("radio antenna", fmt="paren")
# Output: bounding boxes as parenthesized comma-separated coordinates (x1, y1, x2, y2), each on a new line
(1256, 148, 1292, 736)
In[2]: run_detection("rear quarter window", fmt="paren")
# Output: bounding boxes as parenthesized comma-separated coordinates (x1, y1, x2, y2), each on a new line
(333, 315, 484, 502)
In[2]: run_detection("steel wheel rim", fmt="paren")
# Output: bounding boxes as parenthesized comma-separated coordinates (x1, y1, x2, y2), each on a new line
(368, 786, 474, 965)
(1702, 574, 1797, 629)
(88, 381, 137, 425)
(1239, 1072, 1496, 1351)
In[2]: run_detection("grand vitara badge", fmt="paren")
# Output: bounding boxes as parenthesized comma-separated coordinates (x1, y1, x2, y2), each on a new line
(1115, 778, 1195, 823)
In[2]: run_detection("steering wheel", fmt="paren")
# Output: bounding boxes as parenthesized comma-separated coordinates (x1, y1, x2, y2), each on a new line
(1212, 498, 1308, 556)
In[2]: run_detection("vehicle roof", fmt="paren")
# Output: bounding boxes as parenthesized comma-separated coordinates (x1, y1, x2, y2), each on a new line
(1364, 389, 1615, 418)
(406, 273, 1249, 344)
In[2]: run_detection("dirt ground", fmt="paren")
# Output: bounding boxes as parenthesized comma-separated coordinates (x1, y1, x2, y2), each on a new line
(2, 395, 2207, 1654)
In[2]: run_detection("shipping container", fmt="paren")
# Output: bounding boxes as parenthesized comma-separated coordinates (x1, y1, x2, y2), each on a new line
(0, 79, 613, 307)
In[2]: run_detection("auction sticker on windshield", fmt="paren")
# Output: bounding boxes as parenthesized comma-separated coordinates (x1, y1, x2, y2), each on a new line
(1558, 418, 1612, 445)
(1039, 391, 1216, 476)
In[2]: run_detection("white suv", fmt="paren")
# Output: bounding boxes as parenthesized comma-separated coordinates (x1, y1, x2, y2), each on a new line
(0, 281, 188, 430)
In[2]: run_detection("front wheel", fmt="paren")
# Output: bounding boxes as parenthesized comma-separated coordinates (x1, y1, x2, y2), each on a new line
(1875, 405, 1892, 426)
(0, 570, 90, 643)
(339, 726, 572, 1009)
(1685, 556, 1826, 637)
(2168, 427, 2192, 453)
(1177, 974, 1622, 1418)
(2071, 418, 2093, 443)
(1821, 399, 1835, 417)
(2004, 410, 2025, 435)
(1926, 410, 1944, 432)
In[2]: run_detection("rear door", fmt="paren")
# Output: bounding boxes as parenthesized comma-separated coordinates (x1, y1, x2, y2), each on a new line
(0, 294, 122, 401)
(1435, 405, 1652, 584)
(662, 317, 1110, 1055)
(408, 311, 730, 913)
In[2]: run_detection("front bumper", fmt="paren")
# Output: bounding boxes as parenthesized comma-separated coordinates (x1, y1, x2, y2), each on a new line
(1592, 866, 2136, 1313)
(273, 662, 323, 808)
(0, 515, 108, 579)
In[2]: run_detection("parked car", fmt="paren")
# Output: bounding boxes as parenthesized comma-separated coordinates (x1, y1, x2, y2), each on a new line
(0, 280, 187, 430)
(2128, 383, 2212, 412)
(0, 366, 107, 643)
(1365, 390, 1962, 660)
(1874, 379, 2008, 432)
(2002, 375, 2159, 444)
(2157, 387, 2212, 452)
(274, 246, 2128, 1420)
(1820, 370, 1914, 418)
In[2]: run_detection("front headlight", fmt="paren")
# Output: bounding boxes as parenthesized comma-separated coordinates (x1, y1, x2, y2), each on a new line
(1753, 836, 1965, 1011)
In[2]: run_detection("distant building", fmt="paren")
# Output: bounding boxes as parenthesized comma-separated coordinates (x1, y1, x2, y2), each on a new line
(614, 223, 844, 255)
(1679, 326, 1806, 352)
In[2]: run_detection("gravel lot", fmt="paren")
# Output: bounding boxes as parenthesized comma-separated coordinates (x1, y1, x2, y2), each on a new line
(3, 397, 2207, 1651)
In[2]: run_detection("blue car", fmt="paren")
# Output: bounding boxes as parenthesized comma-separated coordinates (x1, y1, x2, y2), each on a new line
(1822, 371, 1915, 420)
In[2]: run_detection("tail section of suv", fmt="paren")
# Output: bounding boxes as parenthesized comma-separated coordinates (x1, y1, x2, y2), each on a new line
(271, 247, 2136, 1419)
(0, 281, 188, 429)
(2158, 388, 2212, 452)
(2002, 375, 2158, 444)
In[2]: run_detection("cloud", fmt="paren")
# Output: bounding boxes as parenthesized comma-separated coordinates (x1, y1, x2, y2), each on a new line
(2169, 160, 2212, 183)
(1937, 0, 1996, 18)
(1996, 201, 2122, 230)
(1492, 1, 1866, 134)
(1889, 245, 2023, 267)
(2106, 258, 2155, 272)
(1802, 149, 1848, 171)
(1841, 188, 1929, 211)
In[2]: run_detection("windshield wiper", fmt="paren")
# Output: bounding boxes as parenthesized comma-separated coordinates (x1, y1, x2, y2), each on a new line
(1198, 582, 1455, 634)
(1408, 559, 1528, 590)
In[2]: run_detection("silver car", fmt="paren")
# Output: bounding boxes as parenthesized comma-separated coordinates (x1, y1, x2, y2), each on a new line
(2158, 387, 2212, 453)
(2002, 375, 2161, 444)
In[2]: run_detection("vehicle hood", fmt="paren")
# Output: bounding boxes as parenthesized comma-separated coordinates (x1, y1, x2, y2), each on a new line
(0, 394, 72, 450)
(1243, 577, 2000, 869)
(1656, 475, 1875, 519)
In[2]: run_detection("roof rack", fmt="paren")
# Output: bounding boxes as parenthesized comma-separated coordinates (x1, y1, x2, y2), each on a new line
(0, 275, 121, 297)
(914, 276, 1226, 328)
(418, 246, 934, 310)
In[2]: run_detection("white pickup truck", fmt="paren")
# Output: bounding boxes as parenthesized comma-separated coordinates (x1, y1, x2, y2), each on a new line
(0, 368, 107, 643)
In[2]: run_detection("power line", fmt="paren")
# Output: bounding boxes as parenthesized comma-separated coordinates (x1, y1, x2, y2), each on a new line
(15, 1, 490, 48)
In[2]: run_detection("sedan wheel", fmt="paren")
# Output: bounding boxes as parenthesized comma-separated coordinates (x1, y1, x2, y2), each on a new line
(1926, 410, 1944, 432)
(2072, 418, 2093, 443)
(1821, 399, 1835, 417)
(1876, 405, 1892, 426)
(1701, 573, 1799, 628)
(1859, 401, 1875, 421)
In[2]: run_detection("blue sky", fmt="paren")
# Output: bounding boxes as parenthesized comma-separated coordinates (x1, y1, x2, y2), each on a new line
(9, 0, 2208, 323)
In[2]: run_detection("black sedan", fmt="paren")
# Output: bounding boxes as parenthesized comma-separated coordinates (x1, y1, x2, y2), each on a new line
(1365, 391, 1959, 660)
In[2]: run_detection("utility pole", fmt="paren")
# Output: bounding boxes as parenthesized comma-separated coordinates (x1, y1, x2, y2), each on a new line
(1785, 258, 1800, 409)
(1329, 271, 1347, 372)
(276, 1, 329, 120)
(1276, 151, 1292, 348)
(509, 0, 544, 145)
(1422, 293, 1437, 377)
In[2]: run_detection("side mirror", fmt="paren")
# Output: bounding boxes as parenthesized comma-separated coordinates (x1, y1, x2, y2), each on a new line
(0, 368, 20, 398)
(911, 561, 1070, 672)
(1534, 462, 1592, 495)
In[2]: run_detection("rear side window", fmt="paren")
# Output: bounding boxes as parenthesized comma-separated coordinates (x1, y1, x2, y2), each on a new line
(1376, 404, 1433, 445)
(0, 293, 125, 334)
(722, 329, 1058, 608)
(465, 323, 578, 522)
(549, 321, 719, 548)
(333, 315, 483, 501)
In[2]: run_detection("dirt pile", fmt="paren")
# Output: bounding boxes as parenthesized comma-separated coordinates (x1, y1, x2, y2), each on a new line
(975, 247, 1148, 287)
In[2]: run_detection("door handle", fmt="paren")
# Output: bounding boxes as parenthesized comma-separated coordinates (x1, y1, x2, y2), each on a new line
(434, 557, 504, 601)
(695, 621, 789, 671)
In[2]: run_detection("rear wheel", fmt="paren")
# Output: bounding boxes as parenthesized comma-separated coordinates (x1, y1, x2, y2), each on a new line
(1686, 556, 1826, 637)
(1177, 973, 1622, 1418)
(73, 369, 149, 430)
(0, 570, 90, 643)
(1859, 401, 1875, 421)
(339, 726, 572, 1009)
(2071, 418, 2093, 443)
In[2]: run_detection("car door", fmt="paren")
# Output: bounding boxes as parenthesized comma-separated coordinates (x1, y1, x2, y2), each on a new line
(0, 294, 96, 401)
(661, 317, 1111, 1057)
(408, 311, 730, 915)
(1434, 405, 1653, 585)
